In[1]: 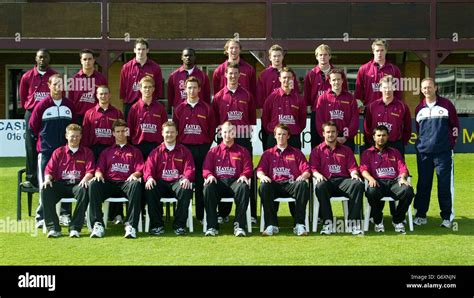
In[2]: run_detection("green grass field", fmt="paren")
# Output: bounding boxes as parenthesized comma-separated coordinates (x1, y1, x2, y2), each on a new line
(0, 155, 472, 265)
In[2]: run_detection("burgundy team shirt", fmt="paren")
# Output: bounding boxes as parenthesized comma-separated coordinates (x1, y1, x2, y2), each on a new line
(19, 67, 58, 110)
(364, 97, 412, 146)
(68, 69, 108, 116)
(212, 59, 256, 96)
(96, 143, 144, 181)
(127, 99, 168, 145)
(354, 60, 402, 106)
(203, 142, 253, 179)
(304, 64, 348, 111)
(257, 146, 310, 182)
(45, 145, 95, 183)
(309, 142, 359, 179)
(316, 90, 358, 139)
(360, 146, 409, 179)
(81, 104, 124, 147)
(173, 100, 215, 145)
(167, 66, 211, 108)
(120, 58, 163, 104)
(212, 86, 256, 129)
(256, 66, 300, 109)
(262, 88, 307, 135)
(144, 143, 195, 182)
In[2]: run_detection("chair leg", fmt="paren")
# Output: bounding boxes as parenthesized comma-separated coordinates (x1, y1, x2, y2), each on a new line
(202, 210, 207, 233)
(246, 201, 252, 233)
(313, 198, 319, 232)
(259, 204, 265, 232)
(187, 200, 193, 233)
(145, 205, 150, 233)
(408, 205, 414, 232)
(103, 201, 109, 229)
(363, 197, 371, 232)
(28, 193, 33, 217)
(305, 203, 310, 232)
(342, 201, 349, 233)
(138, 211, 143, 233)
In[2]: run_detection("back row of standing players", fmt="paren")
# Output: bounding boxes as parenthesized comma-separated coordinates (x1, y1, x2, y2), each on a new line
(20, 37, 459, 236)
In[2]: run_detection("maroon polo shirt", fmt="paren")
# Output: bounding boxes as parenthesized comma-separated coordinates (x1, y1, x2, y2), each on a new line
(96, 143, 144, 181)
(68, 69, 108, 116)
(81, 104, 124, 147)
(45, 145, 95, 183)
(309, 142, 359, 179)
(360, 146, 409, 179)
(203, 142, 253, 179)
(256, 145, 310, 182)
(119, 58, 163, 104)
(256, 66, 300, 109)
(127, 99, 168, 145)
(364, 97, 412, 146)
(316, 90, 359, 139)
(144, 143, 195, 182)
(262, 88, 307, 135)
(304, 64, 348, 111)
(212, 59, 256, 97)
(355, 59, 402, 106)
(167, 66, 211, 108)
(173, 100, 215, 145)
(212, 86, 256, 129)
(19, 67, 57, 110)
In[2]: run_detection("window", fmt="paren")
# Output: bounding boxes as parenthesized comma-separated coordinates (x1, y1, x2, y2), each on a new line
(435, 66, 474, 114)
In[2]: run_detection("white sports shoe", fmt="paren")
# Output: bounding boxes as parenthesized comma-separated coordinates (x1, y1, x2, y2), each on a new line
(113, 215, 123, 225)
(320, 224, 332, 235)
(351, 223, 364, 236)
(414, 217, 427, 226)
(440, 219, 452, 229)
(69, 230, 80, 238)
(374, 223, 385, 233)
(124, 224, 137, 239)
(294, 224, 308, 236)
(234, 227, 246, 237)
(47, 230, 61, 238)
(59, 214, 71, 226)
(205, 228, 219, 236)
(262, 225, 279, 236)
(90, 222, 105, 238)
(392, 222, 406, 234)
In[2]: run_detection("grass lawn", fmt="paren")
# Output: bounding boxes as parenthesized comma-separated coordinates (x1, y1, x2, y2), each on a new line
(0, 155, 472, 265)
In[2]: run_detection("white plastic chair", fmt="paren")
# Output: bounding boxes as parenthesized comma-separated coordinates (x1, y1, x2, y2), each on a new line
(202, 197, 252, 233)
(143, 197, 194, 233)
(259, 197, 310, 232)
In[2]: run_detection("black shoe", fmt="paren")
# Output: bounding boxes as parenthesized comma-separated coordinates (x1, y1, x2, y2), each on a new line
(174, 228, 186, 236)
(149, 226, 165, 236)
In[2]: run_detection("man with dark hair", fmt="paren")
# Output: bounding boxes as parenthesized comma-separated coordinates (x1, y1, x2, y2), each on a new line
(69, 49, 108, 126)
(173, 76, 215, 222)
(262, 67, 306, 149)
(257, 124, 311, 237)
(42, 124, 95, 238)
(88, 119, 144, 239)
(310, 121, 364, 236)
(316, 68, 358, 152)
(414, 78, 460, 228)
(20, 49, 57, 188)
(120, 38, 163, 119)
(360, 125, 414, 233)
(144, 121, 195, 236)
(167, 48, 210, 110)
(212, 38, 256, 97)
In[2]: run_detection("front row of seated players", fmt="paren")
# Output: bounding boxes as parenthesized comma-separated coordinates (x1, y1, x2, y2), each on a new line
(42, 120, 414, 238)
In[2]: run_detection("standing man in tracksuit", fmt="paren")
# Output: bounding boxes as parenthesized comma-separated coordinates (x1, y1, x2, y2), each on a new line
(414, 78, 459, 229)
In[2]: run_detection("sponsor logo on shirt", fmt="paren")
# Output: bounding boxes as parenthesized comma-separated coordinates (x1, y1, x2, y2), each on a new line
(61, 170, 81, 182)
(328, 164, 342, 174)
(111, 163, 130, 173)
(227, 111, 243, 121)
(79, 92, 96, 103)
(216, 166, 236, 177)
(34, 92, 49, 102)
(336, 153, 345, 158)
(132, 82, 140, 91)
(162, 169, 179, 180)
(340, 100, 350, 104)
(95, 128, 112, 138)
(76, 160, 86, 164)
(273, 167, 292, 178)
(174, 158, 183, 162)
(278, 114, 296, 125)
(291, 104, 299, 110)
(238, 100, 248, 105)
(285, 156, 295, 161)
(197, 114, 207, 119)
(390, 112, 400, 117)
(184, 124, 202, 135)
(231, 156, 241, 160)
(153, 114, 162, 118)
(376, 122, 392, 132)
(371, 82, 381, 92)
(140, 123, 157, 133)
(329, 110, 344, 120)
(375, 167, 396, 178)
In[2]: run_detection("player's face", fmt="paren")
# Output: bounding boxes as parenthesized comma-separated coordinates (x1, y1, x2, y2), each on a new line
(279, 71, 294, 90)
(134, 43, 149, 60)
(421, 80, 437, 98)
(329, 73, 343, 91)
(323, 125, 337, 143)
(226, 42, 241, 60)
(48, 76, 63, 96)
(96, 87, 110, 105)
(381, 81, 394, 100)
(269, 50, 284, 68)
(66, 130, 82, 148)
(140, 82, 155, 99)
(181, 49, 196, 67)
(221, 124, 236, 143)
(316, 50, 330, 66)
(35, 50, 50, 70)
(274, 128, 289, 146)
(373, 130, 388, 147)
(373, 45, 386, 62)
(186, 81, 200, 100)
(80, 53, 95, 71)
(113, 126, 128, 143)
(162, 126, 177, 144)
(225, 67, 240, 85)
